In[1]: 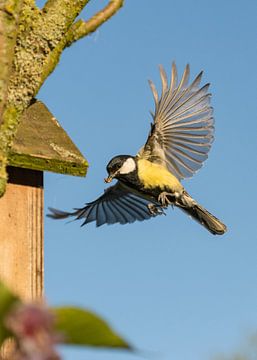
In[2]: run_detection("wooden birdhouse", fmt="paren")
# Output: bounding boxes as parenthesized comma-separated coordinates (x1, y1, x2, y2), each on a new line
(0, 100, 88, 301)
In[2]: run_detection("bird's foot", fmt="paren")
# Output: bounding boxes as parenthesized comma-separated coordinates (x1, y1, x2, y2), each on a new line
(147, 203, 165, 216)
(158, 191, 176, 207)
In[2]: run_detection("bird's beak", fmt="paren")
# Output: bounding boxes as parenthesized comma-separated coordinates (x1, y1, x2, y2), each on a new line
(104, 170, 119, 183)
(104, 176, 113, 183)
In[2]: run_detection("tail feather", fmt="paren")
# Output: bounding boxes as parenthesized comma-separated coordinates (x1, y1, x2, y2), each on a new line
(47, 207, 80, 220)
(177, 192, 227, 235)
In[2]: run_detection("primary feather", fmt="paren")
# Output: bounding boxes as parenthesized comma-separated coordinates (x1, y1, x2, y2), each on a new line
(138, 63, 214, 180)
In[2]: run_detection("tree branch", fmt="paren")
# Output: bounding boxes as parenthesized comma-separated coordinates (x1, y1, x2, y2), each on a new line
(0, 0, 23, 122)
(0, 0, 24, 195)
(0, 0, 91, 197)
(65, 0, 124, 47)
(0, 0, 123, 197)
(23, 0, 37, 8)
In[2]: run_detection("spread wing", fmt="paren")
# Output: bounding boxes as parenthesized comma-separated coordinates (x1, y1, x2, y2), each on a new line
(48, 182, 164, 227)
(138, 63, 214, 180)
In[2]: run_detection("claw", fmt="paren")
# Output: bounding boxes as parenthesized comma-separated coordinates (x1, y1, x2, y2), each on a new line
(158, 192, 176, 207)
(147, 203, 166, 216)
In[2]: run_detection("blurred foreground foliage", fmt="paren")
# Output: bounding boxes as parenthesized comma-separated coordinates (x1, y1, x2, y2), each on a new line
(0, 280, 130, 359)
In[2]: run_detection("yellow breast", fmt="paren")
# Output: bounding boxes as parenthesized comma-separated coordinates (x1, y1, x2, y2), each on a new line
(137, 159, 183, 192)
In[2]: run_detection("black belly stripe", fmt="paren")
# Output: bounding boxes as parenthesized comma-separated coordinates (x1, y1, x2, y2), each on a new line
(118, 175, 176, 202)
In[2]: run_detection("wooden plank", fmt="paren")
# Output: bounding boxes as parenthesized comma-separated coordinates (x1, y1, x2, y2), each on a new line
(0, 167, 44, 301)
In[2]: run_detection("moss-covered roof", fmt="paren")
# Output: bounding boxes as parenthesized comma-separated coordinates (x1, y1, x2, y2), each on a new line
(8, 100, 88, 177)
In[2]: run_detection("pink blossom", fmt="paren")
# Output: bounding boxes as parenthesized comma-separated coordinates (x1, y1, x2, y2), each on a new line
(5, 303, 62, 360)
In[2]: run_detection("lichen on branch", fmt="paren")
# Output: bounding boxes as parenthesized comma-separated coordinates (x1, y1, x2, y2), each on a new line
(65, 0, 124, 47)
(0, 0, 24, 196)
(0, 0, 23, 121)
(0, 0, 124, 197)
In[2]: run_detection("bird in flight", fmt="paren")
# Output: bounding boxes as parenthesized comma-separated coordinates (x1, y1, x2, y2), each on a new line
(48, 63, 227, 235)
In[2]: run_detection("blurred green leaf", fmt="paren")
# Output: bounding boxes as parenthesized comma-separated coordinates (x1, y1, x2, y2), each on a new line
(53, 307, 131, 350)
(0, 280, 19, 345)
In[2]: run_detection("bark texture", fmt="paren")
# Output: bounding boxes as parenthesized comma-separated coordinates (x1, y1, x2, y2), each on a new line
(0, 0, 124, 196)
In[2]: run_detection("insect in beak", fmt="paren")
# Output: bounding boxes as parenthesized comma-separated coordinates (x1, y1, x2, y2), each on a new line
(104, 169, 119, 183)
(104, 176, 113, 183)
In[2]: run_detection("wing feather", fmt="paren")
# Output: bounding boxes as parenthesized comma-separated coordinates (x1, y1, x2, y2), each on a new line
(159, 65, 168, 97)
(115, 199, 136, 223)
(95, 202, 107, 227)
(47, 182, 163, 227)
(138, 63, 214, 179)
(119, 197, 149, 220)
(81, 204, 97, 225)
(109, 200, 128, 224)
(148, 80, 158, 108)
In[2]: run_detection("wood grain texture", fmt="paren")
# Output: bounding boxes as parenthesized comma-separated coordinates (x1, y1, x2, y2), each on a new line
(0, 167, 44, 301)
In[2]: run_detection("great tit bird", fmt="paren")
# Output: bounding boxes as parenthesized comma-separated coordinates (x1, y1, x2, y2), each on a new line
(48, 63, 227, 235)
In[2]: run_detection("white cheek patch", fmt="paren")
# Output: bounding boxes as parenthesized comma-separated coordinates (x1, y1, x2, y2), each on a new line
(119, 158, 136, 174)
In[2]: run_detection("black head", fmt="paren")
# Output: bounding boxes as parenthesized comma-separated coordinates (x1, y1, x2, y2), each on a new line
(105, 155, 136, 183)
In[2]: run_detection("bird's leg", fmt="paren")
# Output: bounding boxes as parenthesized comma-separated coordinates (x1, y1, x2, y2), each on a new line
(158, 191, 176, 208)
(147, 203, 159, 215)
(147, 203, 165, 216)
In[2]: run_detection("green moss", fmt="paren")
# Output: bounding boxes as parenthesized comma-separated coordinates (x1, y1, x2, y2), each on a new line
(0, 0, 122, 198)
(0, 105, 20, 196)
(7, 0, 90, 109)
(0, 105, 20, 151)
(8, 152, 88, 177)
(0, 177, 7, 197)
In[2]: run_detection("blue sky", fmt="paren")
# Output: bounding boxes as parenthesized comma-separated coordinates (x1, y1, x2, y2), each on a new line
(38, 1, 257, 359)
